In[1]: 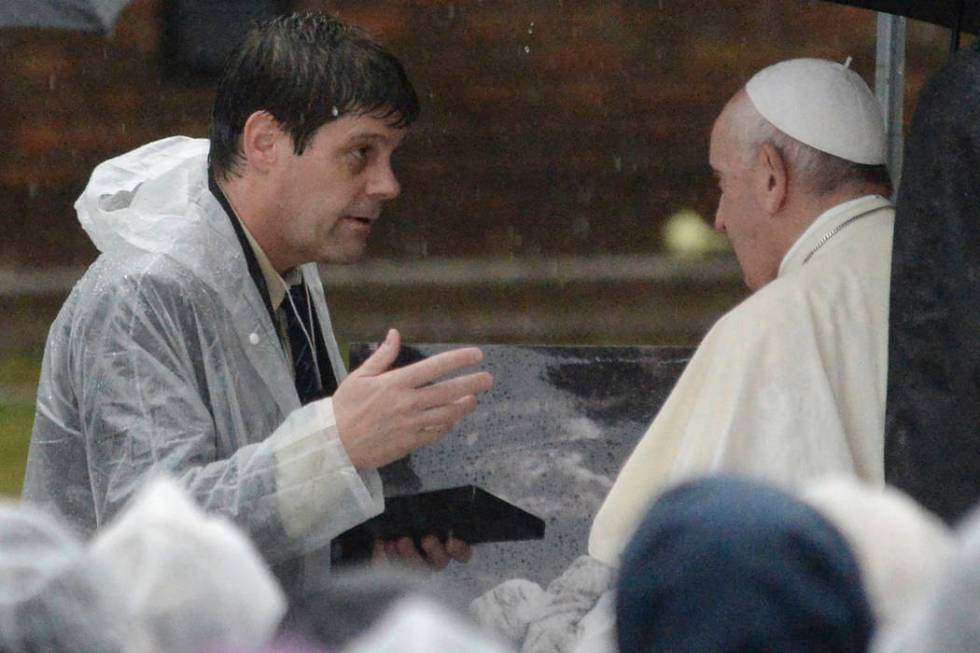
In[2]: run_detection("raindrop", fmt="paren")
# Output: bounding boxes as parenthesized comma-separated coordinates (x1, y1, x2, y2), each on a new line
(612, 155, 623, 173)
(48, 75, 56, 91)
(249, 333, 260, 345)
(523, 45, 530, 54)
(331, 106, 339, 117)
(28, 182, 39, 199)
(572, 214, 590, 238)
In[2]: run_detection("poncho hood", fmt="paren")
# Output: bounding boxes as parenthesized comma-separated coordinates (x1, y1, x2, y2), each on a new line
(75, 136, 212, 258)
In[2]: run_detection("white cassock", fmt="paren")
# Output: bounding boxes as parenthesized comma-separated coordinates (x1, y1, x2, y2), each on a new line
(589, 194, 894, 565)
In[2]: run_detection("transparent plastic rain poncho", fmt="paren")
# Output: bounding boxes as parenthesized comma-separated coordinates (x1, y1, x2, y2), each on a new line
(0, 502, 132, 653)
(22, 137, 383, 572)
(90, 476, 286, 653)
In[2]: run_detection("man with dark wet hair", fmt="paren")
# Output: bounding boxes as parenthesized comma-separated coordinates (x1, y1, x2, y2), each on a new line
(209, 13, 420, 183)
(24, 13, 491, 594)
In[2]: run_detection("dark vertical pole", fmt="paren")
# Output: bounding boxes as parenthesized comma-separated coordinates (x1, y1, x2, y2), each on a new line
(875, 13, 906, 187)
(949, 0, 966, 53)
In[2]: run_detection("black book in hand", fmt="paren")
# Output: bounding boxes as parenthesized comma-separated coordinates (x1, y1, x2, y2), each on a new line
(332, 485, 546, 563)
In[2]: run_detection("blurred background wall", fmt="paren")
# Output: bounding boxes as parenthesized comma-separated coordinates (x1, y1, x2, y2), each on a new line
(0, 0, 960, 494)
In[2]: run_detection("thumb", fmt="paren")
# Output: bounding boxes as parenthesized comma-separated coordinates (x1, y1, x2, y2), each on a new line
(355, 328, 401, 377)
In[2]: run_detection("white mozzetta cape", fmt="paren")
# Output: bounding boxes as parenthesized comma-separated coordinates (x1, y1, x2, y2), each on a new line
(589, 195, 894, 565)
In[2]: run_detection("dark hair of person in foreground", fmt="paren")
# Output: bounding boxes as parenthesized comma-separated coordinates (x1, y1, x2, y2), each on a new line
(616, 475, 875, 653)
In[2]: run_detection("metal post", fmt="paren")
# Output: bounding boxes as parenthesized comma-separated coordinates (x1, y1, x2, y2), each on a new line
(875, 13, 906, 190)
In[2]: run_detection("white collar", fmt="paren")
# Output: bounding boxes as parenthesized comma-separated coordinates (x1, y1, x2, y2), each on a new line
(234, 214, 302, 312)
(778, 194, 890, 277)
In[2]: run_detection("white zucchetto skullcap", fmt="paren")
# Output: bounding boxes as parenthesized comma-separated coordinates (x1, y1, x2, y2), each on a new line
(745, 58, 886, 165)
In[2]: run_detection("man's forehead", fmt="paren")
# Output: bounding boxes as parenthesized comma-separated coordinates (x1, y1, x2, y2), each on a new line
(324, 114, 407, 143)
(708, 114, 732, 160)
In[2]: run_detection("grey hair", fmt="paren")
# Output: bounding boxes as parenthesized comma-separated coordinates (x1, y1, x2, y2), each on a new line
(726, 93, 892, 196)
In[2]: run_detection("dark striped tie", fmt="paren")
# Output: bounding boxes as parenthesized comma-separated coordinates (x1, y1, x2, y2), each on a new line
(283, 283, 338, 404)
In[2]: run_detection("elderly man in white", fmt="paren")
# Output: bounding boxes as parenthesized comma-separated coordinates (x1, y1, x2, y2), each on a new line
(590, 58, 895, 564)
(472, 59, 898, 653)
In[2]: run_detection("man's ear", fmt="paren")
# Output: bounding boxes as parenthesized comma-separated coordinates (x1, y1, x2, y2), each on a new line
(240, 111, 287, 174)
(755, 143, 788, 215)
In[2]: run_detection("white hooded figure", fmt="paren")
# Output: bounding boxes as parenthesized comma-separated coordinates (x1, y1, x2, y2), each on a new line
(90, 475, 287, 653)
(800, 477, 954, 628)
(872, 505, 980, 653)
(0, 502, 137, 653)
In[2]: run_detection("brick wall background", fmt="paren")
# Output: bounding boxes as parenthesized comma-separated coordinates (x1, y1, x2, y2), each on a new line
(0, 0, 955, 272)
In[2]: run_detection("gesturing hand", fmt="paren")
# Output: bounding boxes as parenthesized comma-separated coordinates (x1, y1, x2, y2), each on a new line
(333, 329, 494, 469)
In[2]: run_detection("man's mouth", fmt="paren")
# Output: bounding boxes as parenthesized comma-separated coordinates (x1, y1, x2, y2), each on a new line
(346, 215, 375, 226)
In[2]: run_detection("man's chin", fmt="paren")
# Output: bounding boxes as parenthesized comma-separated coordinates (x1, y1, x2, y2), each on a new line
(320, 243, 369, 266)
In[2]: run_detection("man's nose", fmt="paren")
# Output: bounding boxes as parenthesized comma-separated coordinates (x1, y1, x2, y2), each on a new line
(368, 162, 400, 200)
(714, 210, 726, 234)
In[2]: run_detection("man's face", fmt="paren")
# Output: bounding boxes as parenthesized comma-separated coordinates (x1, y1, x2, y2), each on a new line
(708, 109, 776, 291)
(275, 113, 406, 266)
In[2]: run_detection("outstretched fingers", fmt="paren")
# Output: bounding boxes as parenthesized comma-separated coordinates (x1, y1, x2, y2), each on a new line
(413, 371, 494, 410)
(352, 329, 401, 377)
(392, 347, 485, 388)
(411, 395, 478, 434)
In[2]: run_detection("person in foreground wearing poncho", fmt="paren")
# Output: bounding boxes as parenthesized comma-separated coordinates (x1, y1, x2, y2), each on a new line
(590, 57, 895, 565)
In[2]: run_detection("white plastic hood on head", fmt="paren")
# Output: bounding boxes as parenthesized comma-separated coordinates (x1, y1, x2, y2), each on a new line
(745, 58, 886, 165)
(89, 476, 287, 653)
(801, 477, 953, 628)
(74, 136, 211, 255)
(872, 506, 980, 653)
(0, 502, 136, 653)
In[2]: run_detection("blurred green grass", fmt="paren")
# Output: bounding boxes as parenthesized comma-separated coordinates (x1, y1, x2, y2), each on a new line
(0, 351, 40, 497)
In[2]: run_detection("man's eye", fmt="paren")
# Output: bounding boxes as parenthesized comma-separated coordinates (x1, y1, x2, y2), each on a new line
(351, 146, 371, 161)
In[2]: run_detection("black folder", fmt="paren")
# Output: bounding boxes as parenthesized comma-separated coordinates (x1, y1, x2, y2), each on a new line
(333, 485, 545, 562)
